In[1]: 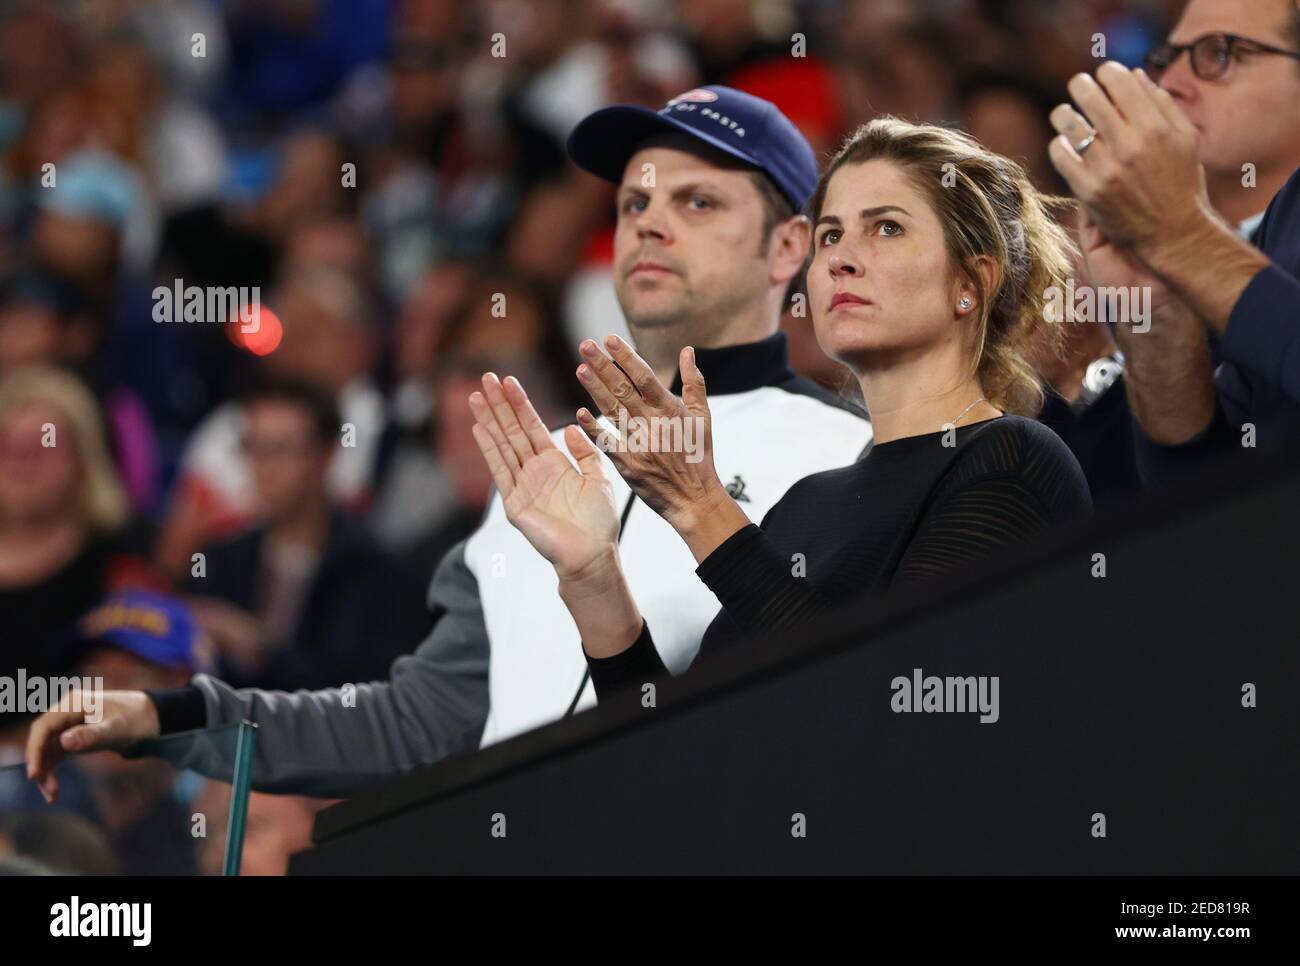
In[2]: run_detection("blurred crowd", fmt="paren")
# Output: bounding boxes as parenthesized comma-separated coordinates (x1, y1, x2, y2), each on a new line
(0, 0, 1186, 873)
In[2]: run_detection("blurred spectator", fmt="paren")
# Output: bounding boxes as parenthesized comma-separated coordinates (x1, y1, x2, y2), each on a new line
(0, 367, 158, 726)
(0, 589, 212, 875)
(245, 129, 353, 248)
(21, 144, 194, 480)
(0, 267, 161, 513)
(443, 268, 554, 360)
(0, 4, 79, 123)
(30, 145, 154, 288)
(673, 0, 789, 84)
(185, 378, 403, 690)
(367, 262, 472, 550)
(831, 14, 960, 126)
(83, 0, 230, 103)
(342, 5, 515, 301)
(84, 30, 229, 217)
(193, 780, 332, 876)
(958, 71, 1065, 194)
(388, 260, 474, 419)
(505, 175, 610, 286)
(45, 590, 212, 875)
(156, 269, 385, 576)
(0, 810, 118, 875)
(222, 0, 393, 125)
(370, 264, 573, 646)
(386, 352, 564, 643)
(370, 266, 571, 636)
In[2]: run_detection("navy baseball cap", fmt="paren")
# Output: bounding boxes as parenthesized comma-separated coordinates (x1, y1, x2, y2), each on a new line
(567, 85, 820, 212)
(56, 590, 216, 675)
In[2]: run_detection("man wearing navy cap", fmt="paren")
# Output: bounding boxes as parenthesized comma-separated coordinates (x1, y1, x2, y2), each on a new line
(28, 88, 872, 799)
(64, 590, 216, 686)
(24, 591, 211, 874)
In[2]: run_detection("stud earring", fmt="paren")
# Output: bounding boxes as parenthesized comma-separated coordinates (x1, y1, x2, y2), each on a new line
(959, 297, 973, 310)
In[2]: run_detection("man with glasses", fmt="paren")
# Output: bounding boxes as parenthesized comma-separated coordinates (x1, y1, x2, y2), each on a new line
(1144, 6, 1300, 235)
(185, 378, 405, 692)
(1047, 0, 1300, 483)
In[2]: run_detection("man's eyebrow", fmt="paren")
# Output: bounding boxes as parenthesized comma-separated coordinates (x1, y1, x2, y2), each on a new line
(668, 181, 725, 196)
(617, 180, 727, 197)
(815, 205, 912, 227)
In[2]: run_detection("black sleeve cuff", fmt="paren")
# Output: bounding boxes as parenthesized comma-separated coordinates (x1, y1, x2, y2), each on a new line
(144, 684, 208, 735)
(694, 523, 763, 588)
(585, 621, 666, 702)
(1133, 398, 1236, 487)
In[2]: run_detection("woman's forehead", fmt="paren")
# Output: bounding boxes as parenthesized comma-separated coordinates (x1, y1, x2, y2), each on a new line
(823, 160, 926, 214)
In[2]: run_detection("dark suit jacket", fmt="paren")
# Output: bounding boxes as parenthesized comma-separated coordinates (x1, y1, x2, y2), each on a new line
(191, 512, 405, 691)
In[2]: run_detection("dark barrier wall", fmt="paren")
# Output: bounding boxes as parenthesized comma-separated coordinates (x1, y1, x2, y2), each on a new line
(291, 446, 1300, 874)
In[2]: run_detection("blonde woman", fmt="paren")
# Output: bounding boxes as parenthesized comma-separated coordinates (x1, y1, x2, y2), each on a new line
(0, 366, 136, 705)
(470, 118, 1094, 694)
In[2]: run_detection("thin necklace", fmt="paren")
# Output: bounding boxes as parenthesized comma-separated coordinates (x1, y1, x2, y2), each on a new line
(949, 396, 987, 427)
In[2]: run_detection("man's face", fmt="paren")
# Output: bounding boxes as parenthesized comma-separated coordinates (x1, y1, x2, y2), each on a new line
(613, 138, 773, 337)
(1160, 0, 1300, 176)
(264, 286, 365, 393)
(242, 401, 331, 521)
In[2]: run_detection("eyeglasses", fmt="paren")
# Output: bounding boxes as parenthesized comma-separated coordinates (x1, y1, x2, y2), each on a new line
(1145, 32, 1300, 82)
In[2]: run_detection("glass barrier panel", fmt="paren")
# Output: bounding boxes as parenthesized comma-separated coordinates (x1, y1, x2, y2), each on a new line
(0, 721, 257, 876)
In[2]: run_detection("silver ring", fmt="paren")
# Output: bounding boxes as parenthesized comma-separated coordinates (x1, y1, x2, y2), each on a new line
(1074, 132, 1098, 155)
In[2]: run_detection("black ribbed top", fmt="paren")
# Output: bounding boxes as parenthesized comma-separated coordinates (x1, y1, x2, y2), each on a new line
(587, 414, 1092, 697)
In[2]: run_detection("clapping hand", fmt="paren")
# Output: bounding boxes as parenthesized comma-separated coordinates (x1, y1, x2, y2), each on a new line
(573, 335, 750, 561)
(469, 371, 619, 581)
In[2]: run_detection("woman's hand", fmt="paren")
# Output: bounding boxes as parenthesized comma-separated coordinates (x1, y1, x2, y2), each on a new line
(575, 335, 750, 561)
(469, 371, 643, 658)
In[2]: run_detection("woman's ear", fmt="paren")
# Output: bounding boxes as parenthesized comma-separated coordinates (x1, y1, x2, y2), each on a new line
(956, 255, 1002, 315)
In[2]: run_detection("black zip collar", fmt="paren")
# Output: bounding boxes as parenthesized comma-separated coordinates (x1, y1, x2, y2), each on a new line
(668, 331, 796, 396)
